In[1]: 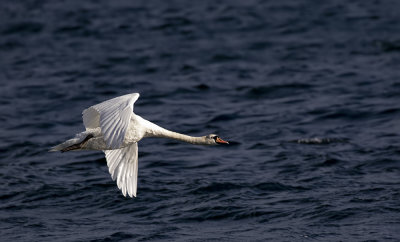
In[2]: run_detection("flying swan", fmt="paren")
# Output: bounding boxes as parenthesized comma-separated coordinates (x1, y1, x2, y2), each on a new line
(50, 93, 229, 197)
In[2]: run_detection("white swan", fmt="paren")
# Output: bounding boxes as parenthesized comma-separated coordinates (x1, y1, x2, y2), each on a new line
(50, 93, 229, 197)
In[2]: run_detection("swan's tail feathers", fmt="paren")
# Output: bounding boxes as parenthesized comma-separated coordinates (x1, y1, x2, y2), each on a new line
(49, 143, 66, 152)
(49, 138, 81, 152)
(49, 134, 93, 152)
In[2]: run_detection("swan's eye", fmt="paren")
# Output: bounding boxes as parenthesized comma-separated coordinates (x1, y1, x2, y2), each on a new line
(212, 136, 219, 140)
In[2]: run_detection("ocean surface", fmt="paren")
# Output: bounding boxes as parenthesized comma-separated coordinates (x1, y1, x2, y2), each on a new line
(1, 0, 400, 241)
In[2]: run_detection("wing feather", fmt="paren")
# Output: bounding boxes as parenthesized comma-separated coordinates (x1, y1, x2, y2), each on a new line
(108, 151, 120, 179)
(82, 93, 140, 149)
(82, 107, 100, 129)
(104, 143, 139, 197)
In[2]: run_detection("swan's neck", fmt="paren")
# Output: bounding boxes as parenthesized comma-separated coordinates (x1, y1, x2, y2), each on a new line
(152, 129, 206, 145)
(139, 116, 206, 145)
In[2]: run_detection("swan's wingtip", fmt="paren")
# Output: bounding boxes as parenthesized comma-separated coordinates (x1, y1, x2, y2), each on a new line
(121, 192, 137, 198)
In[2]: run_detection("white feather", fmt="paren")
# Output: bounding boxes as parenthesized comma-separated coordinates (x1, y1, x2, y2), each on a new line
(104, 143, 138, 197)
(82, 93, 140, 149)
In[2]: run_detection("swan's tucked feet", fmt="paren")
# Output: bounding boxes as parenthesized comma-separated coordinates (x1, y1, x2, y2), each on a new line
(61, 134, 94, 152)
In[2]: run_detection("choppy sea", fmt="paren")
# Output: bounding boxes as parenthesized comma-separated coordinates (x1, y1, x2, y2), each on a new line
(1, 0, 400, 241)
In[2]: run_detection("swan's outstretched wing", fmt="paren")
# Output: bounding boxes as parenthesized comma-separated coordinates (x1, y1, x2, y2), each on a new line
(104, 143, 138, 197)
(82, 93, 140, 149)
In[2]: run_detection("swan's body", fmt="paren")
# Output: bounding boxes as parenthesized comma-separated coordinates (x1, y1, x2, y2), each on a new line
(50, 93, 228, 198)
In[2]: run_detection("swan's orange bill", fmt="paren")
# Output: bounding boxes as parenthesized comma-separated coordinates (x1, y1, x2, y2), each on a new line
(216, 137, 229, 144)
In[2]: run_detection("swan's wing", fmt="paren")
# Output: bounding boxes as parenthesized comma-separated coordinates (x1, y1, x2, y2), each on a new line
(82, 93, 140, 149)
(104, 143, 138, 197)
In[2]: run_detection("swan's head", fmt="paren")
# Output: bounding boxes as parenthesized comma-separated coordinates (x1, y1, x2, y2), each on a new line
(205, 134, 229, 145)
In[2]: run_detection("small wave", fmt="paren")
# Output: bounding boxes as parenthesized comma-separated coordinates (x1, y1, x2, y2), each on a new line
(243, 83, 313, 99)
(211, 53, 242, 62)
(314, 158, 342, 167)
(191, 182, 242, 194)
(254, 182, 309, 192)
(2, 22, 43, 35)
(208, 113, 239, 122)
(292, 138, 348, 144)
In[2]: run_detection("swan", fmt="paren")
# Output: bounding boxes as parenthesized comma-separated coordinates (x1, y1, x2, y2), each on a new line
(50, 93, 229, 197)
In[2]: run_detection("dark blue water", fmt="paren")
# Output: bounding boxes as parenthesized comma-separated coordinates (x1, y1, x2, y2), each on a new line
(1, 0, 400, 241)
